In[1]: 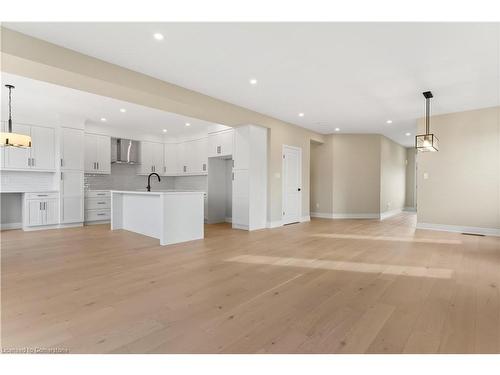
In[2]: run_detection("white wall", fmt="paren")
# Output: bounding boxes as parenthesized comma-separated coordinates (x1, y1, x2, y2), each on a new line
(405, 148, 416, 209)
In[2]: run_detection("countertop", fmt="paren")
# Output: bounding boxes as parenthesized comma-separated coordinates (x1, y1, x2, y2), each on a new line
(110, 190, 205, 195)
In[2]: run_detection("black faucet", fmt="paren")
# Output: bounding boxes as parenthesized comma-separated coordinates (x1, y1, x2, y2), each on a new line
(147, 173, 161, 192)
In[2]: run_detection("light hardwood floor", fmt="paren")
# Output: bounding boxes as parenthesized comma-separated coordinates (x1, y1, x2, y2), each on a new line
(1, 213, 500, 354)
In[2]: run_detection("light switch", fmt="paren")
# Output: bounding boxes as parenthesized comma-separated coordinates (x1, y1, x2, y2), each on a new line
(423, 172, 429, 180)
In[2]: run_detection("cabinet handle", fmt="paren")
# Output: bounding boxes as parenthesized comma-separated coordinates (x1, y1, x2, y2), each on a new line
(93, 162, 96, 170)
(203, 163, 206, 171)
(97, 213, 106, 216)
(44, 202, 47, 210)
(60, 158, 63, 167)
(32, 158, 35, 167)
(97, 193, 105, 196)
(97, 202, 106, 205)
(232, 160, 234, 168)
(217, 145, 221, 154)
(40, 202, 42, 210)
(183, 165, 187, 172)
(164, 166, 166, 173)
(232, 172, 234, 181)
(37, 194, 48, 197)
(28, 158, 31, 167)
(97, 162, 99, 170)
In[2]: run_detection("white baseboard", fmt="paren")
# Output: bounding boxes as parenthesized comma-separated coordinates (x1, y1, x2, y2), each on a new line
(404, 207, 417, 212)
(0, 222, 22, 230)
(232, 223, 249, 230)
(22, 222, 84, 231)
(380, 208, 403, 220)
(311, 212, 380, 219)
(225, 217, 232, 223)
(300, 215, 310, 222)
(84, 220, 110, 226)
(266, 220, 283, 228)
(416, 222, 500, 237)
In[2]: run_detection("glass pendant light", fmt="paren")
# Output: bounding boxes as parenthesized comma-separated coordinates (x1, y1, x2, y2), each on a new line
(1, 84, 32, 148)
(415, 91, 439, 152)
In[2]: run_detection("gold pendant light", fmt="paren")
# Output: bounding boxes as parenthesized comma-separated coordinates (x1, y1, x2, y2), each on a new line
(1, 84, 32, 148)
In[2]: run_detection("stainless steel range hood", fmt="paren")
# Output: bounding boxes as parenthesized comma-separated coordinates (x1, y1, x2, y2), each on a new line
(111, 138, 139, 164)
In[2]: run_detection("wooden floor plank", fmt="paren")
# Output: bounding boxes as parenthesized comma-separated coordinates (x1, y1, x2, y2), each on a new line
(1, 213, 499, 353)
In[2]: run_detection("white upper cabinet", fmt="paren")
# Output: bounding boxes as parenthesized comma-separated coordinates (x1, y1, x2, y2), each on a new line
(139, 141, 164, 175)
(208, 129, 233, 157)
(2, 124, 55, 171)
(84, 133, 111, 174)
(163, 143, 178, 176)
(30, 126, 55, 170)
(61, 127, 84, 170)
(177, 137, 208, 175)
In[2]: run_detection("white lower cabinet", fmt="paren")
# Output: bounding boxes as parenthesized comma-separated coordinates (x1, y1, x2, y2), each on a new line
(23, 192, 60, 228)
(85, 190, 111, 223)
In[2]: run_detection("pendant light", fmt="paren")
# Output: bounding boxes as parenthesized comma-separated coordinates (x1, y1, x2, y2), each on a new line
(1, 84, 32, 148)
(415, 91, 439, 152)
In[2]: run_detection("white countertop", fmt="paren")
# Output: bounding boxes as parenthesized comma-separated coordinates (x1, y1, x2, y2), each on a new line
(110, 190, 204, 195)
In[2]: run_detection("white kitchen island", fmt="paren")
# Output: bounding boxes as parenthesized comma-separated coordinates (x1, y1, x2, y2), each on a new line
(110, 190, 204, 246)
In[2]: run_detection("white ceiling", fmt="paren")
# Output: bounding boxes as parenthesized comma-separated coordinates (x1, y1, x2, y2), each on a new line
(3, 22, 500, 146)
(1, 72, 218, 137)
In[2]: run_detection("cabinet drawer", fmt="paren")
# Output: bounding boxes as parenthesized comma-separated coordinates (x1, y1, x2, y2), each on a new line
(25, 192, 59, 200)
(85, 190, 110, 198)
(85, 209, 111, 222)
(85, 197, 111, 210)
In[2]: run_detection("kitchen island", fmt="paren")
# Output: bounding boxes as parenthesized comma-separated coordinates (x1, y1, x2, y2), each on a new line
(110, 190, 204, 246)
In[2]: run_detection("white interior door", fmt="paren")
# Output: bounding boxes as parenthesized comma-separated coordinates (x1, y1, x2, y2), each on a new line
(282, 145, 302, 225)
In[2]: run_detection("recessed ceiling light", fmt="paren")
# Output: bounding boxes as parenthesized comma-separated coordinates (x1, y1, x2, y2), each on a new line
(162, 129, 167, 133)
(334, 128, 340, 132)
(405, 132, 411, 136)
(100, 117, 107, 122)
(120, 108, 126, 113)
(298, 113, 305, 117)
(153, 33, 164, 41)
(386, 120, 393, 124)
(185, 122, 191, 127)
(249, 78, 258, 85)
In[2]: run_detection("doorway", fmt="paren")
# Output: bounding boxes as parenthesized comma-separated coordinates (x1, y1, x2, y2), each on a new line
(282, 145, 302, 225)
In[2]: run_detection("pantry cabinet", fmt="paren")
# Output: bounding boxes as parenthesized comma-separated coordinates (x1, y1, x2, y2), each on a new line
(84, 133, 111, 174)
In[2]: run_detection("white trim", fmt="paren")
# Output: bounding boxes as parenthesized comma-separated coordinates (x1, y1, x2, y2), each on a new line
(416, 222, 500, 237)
(22, 222, 84, 231)
(266, 220, 283, 228)
(404, 207, 417, 212)
(232, 223, 249, 230)
(300, 215, 310, 222)
(84, 220, 110, 226)
(282, 144, 302, 225)
(380, 208, 403, 220)
(225, 217, 232, 223)
(0, 222, 22, 230)
(311, 212, 380, 219)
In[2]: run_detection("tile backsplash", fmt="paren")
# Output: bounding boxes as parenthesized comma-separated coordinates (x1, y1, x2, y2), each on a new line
(84, 163, 207, 192)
